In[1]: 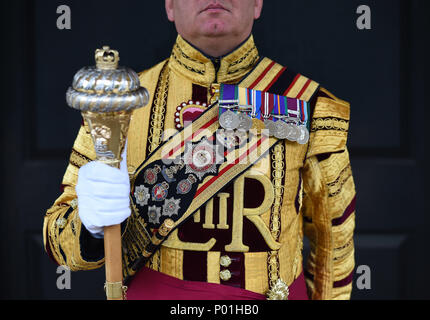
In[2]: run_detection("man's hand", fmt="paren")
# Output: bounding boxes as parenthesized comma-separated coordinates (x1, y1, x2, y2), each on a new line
(75, 148, 131, 238)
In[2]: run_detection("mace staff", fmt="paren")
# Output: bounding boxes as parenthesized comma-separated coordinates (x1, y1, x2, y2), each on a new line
(66, 46, 149, 300)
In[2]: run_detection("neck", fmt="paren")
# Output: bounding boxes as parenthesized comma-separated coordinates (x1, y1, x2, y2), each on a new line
(181, 33, 251, 58)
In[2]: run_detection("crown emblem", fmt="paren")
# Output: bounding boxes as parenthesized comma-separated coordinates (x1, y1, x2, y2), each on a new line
(95, 46, 120, 70)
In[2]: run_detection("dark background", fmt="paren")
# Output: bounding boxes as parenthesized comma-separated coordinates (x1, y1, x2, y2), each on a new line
(1, 0, 429, 300)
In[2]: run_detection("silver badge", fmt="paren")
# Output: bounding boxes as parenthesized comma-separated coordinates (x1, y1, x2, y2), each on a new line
(147, 205, 162, 224)
(296, 126, 310, 145)
(274, 121, 289, 139)
(264, 119, 276, 137)
(134, 185, 150, 206)
(237, 113, 253, 131)
(162, 197, 181, 217)
(185, 138, 220, 180)
(286, 123, 300, 142)
(219, 109, 240, 130)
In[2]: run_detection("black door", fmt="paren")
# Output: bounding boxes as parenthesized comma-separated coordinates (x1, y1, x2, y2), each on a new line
(1, 0, 429, 299)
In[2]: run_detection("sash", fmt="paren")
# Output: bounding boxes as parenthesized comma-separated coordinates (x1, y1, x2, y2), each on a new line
(126, 101, 280, 281)
(124, 58, 320, 285)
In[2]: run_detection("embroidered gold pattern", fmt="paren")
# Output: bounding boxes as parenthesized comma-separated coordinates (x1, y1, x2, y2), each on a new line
(122, 64, 170, 275)
(146, 63, 171, 271)
(147, 62, 170, 155)
(267, 143, 285, 290)
(69, 148, 92, 169)
(169, 35, 260, 86)
(171, 51, 205, 75)
(174, 43, 204, 65)
(311, 117, 349, 132)
(227, 46, 259, 75)
(327, 164, 353, 197)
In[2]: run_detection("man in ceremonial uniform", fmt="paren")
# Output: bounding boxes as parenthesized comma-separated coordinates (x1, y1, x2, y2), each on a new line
(43, 0, 356, 300)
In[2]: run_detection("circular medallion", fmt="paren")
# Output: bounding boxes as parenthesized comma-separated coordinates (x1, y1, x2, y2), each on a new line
(185, 139, 219, 180)
(251, 118, 266, 132)
(264, 120, 276, 137)
(274, 121, 289, 139)
(296, 126, 310, 145)
(237, 113, 253, 131)
(177, 180, 192, 195)
(286, 124, 300, 142)
(216, 129, 248, 149)
(189, 145, 215, 171)
(219, 110, 240, 130)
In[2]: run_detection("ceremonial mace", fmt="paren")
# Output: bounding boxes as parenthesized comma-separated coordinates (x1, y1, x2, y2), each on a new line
(66, 46, 149, 300)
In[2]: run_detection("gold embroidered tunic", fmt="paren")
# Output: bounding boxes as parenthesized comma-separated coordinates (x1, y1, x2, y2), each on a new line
(43, 35, 356, 300)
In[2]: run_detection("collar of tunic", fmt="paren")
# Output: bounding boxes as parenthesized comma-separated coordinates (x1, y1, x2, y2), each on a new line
(168, 34, 260, 87)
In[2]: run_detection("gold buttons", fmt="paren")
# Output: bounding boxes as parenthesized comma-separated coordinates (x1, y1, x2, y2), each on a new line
(220, 255, 232, 268)
(220, 269, 232, 281)
(219, 255, 233, 282)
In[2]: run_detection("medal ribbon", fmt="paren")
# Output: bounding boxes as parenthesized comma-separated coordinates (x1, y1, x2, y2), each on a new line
(220, 84, 309, 127)
(219, 84, 239, 117)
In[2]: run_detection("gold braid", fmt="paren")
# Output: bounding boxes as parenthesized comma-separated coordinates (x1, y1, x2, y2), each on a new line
(146, 62, 170, 271)
(267, 142, 285, 289)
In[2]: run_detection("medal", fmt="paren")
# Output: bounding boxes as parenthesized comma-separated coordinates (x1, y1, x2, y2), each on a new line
(264, 119, 276, 137)
(134, 185, 150, 206)
(185, 138, 219, 180)
(237, 113, 253, 131)
(296, 125, 310, 145)
(147, 205, 162, 224)
(219, 109, 240, 130)
(144, 165, 161, 185)
(151, 181, 169, 202)
(286, 123, 300, 142)
(251, 118, 266, 132)
(162, 197, 181, 217)
(177, 174, 197, 195)
(274, 120, 289, 139)
(161, 161, 185, 183)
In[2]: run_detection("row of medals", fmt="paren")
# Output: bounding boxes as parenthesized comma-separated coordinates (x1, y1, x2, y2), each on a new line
(218, 103, 310, 145)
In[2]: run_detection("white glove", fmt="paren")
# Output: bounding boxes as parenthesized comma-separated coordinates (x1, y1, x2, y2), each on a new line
(76, 147, 131, 238)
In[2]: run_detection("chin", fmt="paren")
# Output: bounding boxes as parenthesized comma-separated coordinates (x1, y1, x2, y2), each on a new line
(199, 20, 231, 37)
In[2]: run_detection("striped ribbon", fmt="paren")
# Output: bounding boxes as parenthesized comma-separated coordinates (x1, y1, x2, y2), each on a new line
(219, 84, 310, 130)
